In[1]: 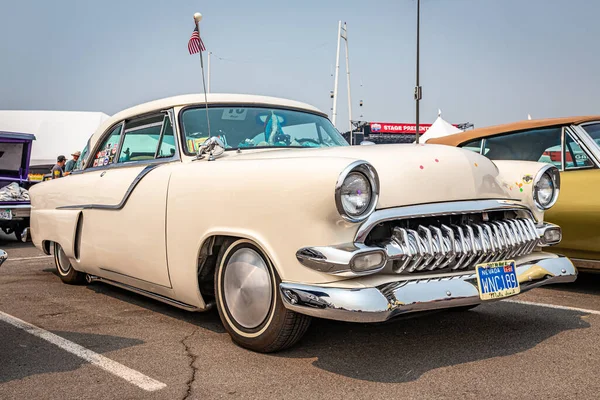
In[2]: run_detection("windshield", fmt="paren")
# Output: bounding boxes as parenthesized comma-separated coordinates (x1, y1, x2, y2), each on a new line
(180, 106, 348, 154)
(581, 123, 600, 147)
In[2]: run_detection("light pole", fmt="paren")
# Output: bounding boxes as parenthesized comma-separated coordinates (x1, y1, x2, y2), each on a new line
(414, 0, 422, 144)
(331, 21, 353, 144)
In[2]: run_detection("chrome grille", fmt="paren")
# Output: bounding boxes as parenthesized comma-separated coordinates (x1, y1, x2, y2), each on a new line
(384, 218, 539, 273)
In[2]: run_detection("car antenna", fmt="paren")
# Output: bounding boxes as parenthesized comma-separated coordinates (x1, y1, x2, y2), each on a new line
(193, 12, 211, 139)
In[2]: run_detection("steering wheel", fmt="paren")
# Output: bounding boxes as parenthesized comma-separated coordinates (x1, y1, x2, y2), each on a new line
(296, 138, 321, 146)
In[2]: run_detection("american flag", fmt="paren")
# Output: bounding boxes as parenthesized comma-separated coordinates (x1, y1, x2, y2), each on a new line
(188, 26, 206, 54)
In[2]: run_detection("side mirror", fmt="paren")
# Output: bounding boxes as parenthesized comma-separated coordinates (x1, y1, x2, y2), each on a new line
(360, 140, 376, 146)
(197, 136, 225, 161)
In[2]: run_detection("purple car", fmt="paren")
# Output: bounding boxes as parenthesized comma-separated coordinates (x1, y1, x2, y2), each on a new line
(0, 131, 36, 242)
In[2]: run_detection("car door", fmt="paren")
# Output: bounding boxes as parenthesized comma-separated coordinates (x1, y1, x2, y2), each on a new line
(71, 111, 180, 288)
(545, 127, 600, 262)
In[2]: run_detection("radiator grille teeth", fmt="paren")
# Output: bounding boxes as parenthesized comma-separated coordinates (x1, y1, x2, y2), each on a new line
(388, 218, 539, 274)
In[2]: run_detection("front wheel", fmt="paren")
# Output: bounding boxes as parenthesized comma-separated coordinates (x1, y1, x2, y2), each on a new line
(53, 242, 86, 284)
(214, 239, 311, 353)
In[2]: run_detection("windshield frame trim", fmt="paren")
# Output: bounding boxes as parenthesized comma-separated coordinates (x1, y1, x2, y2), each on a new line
(177, 103, 337, 156)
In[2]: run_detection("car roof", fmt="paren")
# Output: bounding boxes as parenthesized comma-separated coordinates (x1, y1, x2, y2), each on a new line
(89, 93, 326, 148)
(0, 130, 36, 141)
(428, 115, 600, 146)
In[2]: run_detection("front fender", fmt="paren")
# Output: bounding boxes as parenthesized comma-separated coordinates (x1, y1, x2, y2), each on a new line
(165, 157, 364, 306)
(493, 160, 555, 222)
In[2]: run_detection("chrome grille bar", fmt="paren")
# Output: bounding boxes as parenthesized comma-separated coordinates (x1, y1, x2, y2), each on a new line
(387, 218, 539, 274)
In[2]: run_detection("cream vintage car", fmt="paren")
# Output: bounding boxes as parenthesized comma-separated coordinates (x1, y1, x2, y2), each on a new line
(30, 94, 576, 352)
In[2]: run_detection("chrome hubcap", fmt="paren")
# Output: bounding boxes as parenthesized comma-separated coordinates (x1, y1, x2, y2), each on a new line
(56, 245, 71, 273)
(223, 247, 272, 329)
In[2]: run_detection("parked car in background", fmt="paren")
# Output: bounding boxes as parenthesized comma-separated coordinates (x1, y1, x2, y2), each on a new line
(0, 131, 36, 241)
(30, 94, 576, 352)
(429, 116, 600, 272)
(0, 249, 6, 267)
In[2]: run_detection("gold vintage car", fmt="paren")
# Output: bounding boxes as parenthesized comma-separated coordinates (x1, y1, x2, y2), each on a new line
(429, 116, 600, 271)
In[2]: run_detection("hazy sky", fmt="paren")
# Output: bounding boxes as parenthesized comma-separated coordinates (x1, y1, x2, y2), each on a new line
(1, 0, 598, 132)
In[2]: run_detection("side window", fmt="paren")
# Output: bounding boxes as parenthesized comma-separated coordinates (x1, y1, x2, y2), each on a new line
(461, 139, 483, 154)
(92, 124, 122, 168)
(74, 142, 89, 171)
(565, 132, 594, 170)
(157, 116, 176, 158)
(118, 113, 175, 164)
(480, 127, 562, 165)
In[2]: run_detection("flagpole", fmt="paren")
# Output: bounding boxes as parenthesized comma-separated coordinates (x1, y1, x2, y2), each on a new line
(207, 51, 211, 93)
(193, 12, 211, 137)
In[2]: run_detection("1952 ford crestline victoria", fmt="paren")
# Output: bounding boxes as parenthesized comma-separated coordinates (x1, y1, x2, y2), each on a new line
(30, 94, 577, 352)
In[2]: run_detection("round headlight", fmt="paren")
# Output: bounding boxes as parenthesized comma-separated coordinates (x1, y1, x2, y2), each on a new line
(335, 161, 379, 222)
(533, 166, 560, 210)
(341, 172, 372, 216)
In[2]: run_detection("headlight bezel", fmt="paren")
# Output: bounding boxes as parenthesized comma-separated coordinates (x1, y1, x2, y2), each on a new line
(335, 161, 380, 223)
(533, 164, 560, 210)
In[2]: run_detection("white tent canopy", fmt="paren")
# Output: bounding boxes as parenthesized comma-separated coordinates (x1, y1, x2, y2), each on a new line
(420, 113, 463, 143)
(0, 110, 109, 166)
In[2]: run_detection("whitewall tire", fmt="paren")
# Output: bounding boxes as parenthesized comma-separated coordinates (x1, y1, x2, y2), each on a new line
(214, 239, 311, 352)
(53, 242, 85, 285)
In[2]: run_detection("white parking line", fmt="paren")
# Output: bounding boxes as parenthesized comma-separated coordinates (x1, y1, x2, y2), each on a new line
(7, 255, 53, 261)
(0, 311, 166, 392)
(504, 299, 600, 315)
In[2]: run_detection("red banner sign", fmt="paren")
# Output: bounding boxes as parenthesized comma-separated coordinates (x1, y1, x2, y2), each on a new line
(369, 122, 432, 134)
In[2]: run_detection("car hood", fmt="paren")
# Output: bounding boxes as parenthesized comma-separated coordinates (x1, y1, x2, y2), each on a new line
(219, 144, 510, 209)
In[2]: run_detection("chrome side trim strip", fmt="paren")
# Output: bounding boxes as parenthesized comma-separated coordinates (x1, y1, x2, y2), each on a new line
(56, 164, 160, 210)
(355, 199, 530, 243)
(85, 274, 203, 312)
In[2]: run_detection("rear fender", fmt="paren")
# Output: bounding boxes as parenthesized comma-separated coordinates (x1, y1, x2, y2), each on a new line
(31, 209, 81, 259)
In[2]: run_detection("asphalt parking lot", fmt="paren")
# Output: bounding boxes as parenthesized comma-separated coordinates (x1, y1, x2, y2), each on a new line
(1, 239, 600, 400)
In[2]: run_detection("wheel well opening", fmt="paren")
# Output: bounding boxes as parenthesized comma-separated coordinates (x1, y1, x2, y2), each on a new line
(197, 235, 237, 300)
(42, 240, 52, 255)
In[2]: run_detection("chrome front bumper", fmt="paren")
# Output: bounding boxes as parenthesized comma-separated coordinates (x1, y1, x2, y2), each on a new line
(280, 254, 577, 323)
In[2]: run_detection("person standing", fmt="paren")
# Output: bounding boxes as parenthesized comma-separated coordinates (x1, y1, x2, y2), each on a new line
(64, 151, 81, 173)
(51, 155, 67, 179)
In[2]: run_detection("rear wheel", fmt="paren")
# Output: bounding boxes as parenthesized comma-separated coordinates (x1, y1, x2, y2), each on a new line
(214, 239, 311, 353)
(53, 242, 85, 284)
